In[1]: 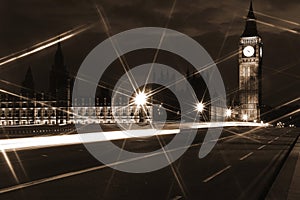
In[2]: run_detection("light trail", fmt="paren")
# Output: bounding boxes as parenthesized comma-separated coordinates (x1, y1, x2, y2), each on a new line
(0, 24, 94, 67)
(268, 109, 300, 124)
(0, 79, 56, 100)
(261, 97, 300, 118)
(0, 34, 70, 66)
(0, 129, 180, 152)
(253, 11, 300, 26)
(188, 122, 268, 129)
(0, 122, 270, 194)
(217, 14, 236, 59)
(154, 133, 188, 198)
(149, 49, 239, 100)
(76, 75, 133, 99)
(211, 55, 299, 115)
(223, 62, 299, 117)
(263, 65, 300, 80)
(0, 149, 19, 183)
(142, 20, 239, 108)
(0, 137, 197, 195)
(12, 149, 28, 179)
(0, 88, 100, 127)
(103, 139, 127, 198)
(223, 108, 299, 143)
(0, 122, 268, 152)
(256, 20, 299, 35)
(0, 24, 89, 62)
(95, 5, 139, 96)
(224, 128, 260, 143)
(142, 0, 177, 94)
(0, 88, 70, 116)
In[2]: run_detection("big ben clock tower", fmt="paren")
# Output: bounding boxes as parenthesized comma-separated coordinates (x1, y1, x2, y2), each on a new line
(239, 1, 262, 121)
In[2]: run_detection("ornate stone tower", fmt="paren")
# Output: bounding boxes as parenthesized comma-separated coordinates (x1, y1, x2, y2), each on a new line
(21, 66, 35, 97)
(239, 1, 263, 121)
(49, 42, 70, 104)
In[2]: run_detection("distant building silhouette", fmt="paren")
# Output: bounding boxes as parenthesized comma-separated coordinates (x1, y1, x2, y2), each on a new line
(49, 42, 71, 105)
(21, 66, 35, 97)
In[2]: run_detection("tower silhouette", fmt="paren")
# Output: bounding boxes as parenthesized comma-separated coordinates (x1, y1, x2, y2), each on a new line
(21, 66, 35, 97)
(49, 42, 70, 105)
(238, 0, 263, 121)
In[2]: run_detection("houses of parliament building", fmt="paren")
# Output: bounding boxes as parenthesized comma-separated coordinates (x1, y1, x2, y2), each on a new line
(0, 43, 152, 126)
(0, 1, 262, 126)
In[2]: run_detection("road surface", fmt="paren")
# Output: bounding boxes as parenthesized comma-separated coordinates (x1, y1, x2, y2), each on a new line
(0, 127, 298, 199)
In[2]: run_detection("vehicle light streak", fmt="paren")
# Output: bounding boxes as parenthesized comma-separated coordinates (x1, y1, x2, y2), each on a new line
(0, 122, 268, 152)
(189, 121, 269, 129)
(0, 129, 180, 151)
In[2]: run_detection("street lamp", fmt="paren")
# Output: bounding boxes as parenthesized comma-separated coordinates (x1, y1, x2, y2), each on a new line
(134, 92, 147, 106)
(242, 114, 248, 121)
(196, 102, 204, 113)
(226, 109, 232, 118)
(134, 92, 147, 123)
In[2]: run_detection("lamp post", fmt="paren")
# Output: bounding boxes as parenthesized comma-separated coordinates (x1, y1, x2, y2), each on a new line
(226, 109, 232, 120)
(196, 102, 204, 113)
(134, 92, 147, 123)
(196, 102, 204, 122)
(242, 114, 248, 122)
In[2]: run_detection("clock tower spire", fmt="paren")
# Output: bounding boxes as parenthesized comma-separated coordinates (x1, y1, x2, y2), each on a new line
(242, 0, 258, 37)
(238, 0, 263, 121)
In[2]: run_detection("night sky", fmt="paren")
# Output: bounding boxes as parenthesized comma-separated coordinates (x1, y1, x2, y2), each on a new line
(0, 0, 299, 107)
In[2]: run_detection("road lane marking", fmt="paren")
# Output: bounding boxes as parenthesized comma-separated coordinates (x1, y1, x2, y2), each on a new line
(268, 140, 273, 144)
(239, 152, 254, 161)
(0, 154, 156, 194)
(0, 141, 198, 194)
(203, 165, 231, 183)
(281, 132, 288, 137)
(258, 145, 266, 150)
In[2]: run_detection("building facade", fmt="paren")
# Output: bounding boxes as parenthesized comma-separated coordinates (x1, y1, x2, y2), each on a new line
(0, 95, 152, 126)
(238, 1, 263, 121)
(0, 43, 152, 126)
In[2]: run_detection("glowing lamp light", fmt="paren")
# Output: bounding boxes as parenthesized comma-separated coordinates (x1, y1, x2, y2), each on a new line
(242, 114, 248, 121)
(226, 109, 232, 117)
(134, 92, 147, 106)
(196, 103, 204, 113)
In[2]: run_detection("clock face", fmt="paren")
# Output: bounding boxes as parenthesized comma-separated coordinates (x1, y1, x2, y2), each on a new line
(243, 46, 255, 57)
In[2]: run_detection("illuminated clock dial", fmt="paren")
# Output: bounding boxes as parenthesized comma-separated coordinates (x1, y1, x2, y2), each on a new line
(243, 46, 255, 57)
